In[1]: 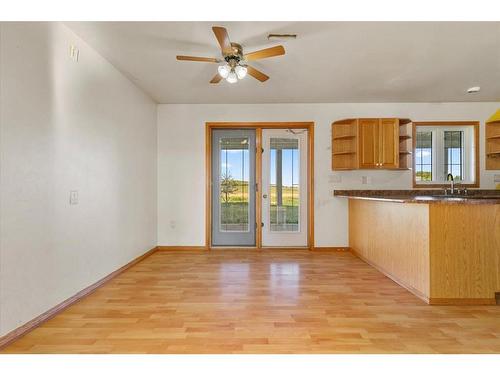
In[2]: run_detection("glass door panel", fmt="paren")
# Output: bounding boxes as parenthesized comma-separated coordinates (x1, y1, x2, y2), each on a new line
(269, 138, 300, 232)
(212, 129, 256, 246)
(219, 137, 250, 232)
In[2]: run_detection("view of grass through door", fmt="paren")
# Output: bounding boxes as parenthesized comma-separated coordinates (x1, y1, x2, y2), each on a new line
(269, 138, 299, 231)
(219, 136, 300, 232)
(219, 137, 250, 231)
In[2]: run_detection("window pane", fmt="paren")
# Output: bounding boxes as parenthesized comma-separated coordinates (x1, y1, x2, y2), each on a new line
(219, 137, 249, 232)
(416, 131, 433, 182)
(421, 149, 432, 164)
(270, 138, 299, 232)
(416, 131, 432, 148)
(443, 131, 463, 181)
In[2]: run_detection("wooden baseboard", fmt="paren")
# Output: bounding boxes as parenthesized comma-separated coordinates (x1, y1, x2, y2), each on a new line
(350, 247, 430, 304)
(428, 298, 497, 305)
(312, 247, 351, 251)
(157, 246, 208, 251)
(157, 246, 334, 251)
(0, 246, 158, 350)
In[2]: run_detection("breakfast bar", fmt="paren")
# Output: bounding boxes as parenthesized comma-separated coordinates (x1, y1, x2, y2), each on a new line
(335, 190, 500, 305)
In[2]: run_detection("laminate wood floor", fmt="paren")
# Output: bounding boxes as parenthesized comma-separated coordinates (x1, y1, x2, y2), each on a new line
(2, 250, 499, 354)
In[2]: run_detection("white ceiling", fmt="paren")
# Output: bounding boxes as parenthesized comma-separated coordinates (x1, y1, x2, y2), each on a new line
(66, 22, 500, 104)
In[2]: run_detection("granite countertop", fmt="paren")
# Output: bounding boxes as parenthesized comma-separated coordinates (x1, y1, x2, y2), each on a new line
(333, 189, 500, 204)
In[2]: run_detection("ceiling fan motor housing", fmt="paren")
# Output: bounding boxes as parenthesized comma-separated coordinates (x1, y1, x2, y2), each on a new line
(224, 42, 243, 61)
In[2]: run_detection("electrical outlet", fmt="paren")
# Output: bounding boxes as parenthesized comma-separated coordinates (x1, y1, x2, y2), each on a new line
(494, 174, 500, 183)
(362, 176, 372, 185)
(69, 190, 78, 205)
(169, 220, 176, 229)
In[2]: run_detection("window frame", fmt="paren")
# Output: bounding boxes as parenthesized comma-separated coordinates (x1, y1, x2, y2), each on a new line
(412, 121, 480, 188)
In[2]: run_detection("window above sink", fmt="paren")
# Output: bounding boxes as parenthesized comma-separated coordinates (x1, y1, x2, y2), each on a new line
(413, 121, 479, 188)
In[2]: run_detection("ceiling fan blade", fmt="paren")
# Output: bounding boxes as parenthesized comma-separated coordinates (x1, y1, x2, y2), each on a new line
(176, 55, 220, 63)
(212, 26, 233, 55)
(247, 65, 269, 82)
(210, 74, 223, 84)
(244, 45, 285, 61)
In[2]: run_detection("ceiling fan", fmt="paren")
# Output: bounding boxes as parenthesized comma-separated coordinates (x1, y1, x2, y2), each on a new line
(176, 26, 285, 84)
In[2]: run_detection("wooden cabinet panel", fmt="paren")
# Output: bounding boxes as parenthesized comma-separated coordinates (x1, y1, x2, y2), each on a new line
(358, 119, 379, 168)
(332, 118, 409, 170)
(379, 118, 399, 168)
(429, 204, 500, 301)
(349, 199, 430, 300)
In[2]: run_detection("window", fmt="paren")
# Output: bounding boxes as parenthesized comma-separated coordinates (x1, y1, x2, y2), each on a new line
(413, 122, 479, 187)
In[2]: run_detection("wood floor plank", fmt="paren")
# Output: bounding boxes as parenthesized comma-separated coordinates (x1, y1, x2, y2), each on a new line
(1, 250, 499, 353)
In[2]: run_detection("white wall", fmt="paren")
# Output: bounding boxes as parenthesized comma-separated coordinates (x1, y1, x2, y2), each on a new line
(157, 103, 499, 248)
(0, 22, 158, 336)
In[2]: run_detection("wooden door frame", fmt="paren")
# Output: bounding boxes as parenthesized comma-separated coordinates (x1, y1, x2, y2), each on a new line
(206, 122, 315, 250)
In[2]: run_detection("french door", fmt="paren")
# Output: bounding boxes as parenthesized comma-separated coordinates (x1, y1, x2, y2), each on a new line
(209, 125, 310, 248)
(261, 129, 308, 247)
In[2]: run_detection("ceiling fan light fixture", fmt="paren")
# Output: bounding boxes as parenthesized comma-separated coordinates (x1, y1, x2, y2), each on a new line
(218, 64, 230, 79)
(176, 26, 286, 84)
(235, 65, 248, 79)
(226, 70, 238, 83)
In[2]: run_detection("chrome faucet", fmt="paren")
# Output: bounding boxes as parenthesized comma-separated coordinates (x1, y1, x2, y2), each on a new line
(446, 173, 455, 195)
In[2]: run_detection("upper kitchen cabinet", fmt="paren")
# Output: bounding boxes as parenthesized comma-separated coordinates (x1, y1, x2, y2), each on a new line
(332, 118, 412, 170)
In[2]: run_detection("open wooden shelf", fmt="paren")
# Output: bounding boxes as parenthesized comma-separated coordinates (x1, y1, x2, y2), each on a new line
(398, 120, 413, 170)
(331, 119, 358, 170)
(333, 135, 356, 140)
(333, 151, 356, 155)
(486, 117, 500, 169)
(399, 118, 412, 125)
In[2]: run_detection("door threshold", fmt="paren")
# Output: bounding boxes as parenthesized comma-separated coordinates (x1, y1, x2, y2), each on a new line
(260, 246, 311, 250)
(209, 246, 257, 250)
(209, 246, 310, 250)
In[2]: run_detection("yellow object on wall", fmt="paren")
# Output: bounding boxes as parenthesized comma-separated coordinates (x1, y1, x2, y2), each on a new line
(486, 109, 500, 124)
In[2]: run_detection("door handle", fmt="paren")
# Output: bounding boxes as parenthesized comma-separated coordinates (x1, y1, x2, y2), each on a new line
(263, 194, 268, 199)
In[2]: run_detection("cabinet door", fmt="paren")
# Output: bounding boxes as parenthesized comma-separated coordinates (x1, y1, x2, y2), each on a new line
(358, 119, 379, 168)
(379, 119, 399, 168)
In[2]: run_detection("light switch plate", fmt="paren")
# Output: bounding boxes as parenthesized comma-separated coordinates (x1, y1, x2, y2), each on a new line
(69, 45, 79, 62)
(69, 190, 78, 205)
(362, 176, 372, 185)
